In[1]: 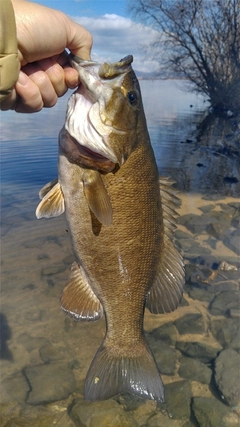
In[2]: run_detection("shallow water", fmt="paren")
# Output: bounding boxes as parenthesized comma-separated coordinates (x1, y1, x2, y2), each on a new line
(1, 80, 239, 426)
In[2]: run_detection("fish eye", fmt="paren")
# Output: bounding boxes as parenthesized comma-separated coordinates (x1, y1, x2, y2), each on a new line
(127, 91, 139, 107)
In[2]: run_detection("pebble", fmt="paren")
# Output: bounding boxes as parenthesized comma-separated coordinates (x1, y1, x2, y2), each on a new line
(192, 396, 240, 427)
(214, 349, 240, 407)
(23, 362, 76, 405)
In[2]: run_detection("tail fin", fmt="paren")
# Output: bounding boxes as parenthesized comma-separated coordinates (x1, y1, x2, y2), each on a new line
(84, 339, 164, 402)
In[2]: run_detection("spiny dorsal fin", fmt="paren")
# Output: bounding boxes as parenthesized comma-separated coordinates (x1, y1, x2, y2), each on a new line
(36, 180, 65, 219)
(61, 262, 103, 321)
(83, 170, 113, 227)
(145, 177, 184, 314)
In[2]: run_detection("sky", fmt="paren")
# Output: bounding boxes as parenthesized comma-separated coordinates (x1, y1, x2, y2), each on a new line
(31, 0, 161, 74)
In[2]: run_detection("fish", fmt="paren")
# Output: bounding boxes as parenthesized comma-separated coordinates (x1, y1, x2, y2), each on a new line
(36, 54, 185, 402)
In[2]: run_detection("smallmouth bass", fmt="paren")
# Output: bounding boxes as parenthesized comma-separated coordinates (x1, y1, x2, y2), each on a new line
(36, 55, 184, 402)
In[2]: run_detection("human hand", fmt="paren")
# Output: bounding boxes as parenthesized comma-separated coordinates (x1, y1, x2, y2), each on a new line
(1, 0, 92, 113)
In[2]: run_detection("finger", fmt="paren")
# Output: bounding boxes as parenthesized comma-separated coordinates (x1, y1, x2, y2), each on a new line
(24, 64, 58, 107)
(64, 67, 80, 89)
(38, 58, 68, 97)
(15, 70, 44, 113)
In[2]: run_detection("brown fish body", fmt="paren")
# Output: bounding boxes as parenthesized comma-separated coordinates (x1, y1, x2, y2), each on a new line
(36, 56, 184, 402)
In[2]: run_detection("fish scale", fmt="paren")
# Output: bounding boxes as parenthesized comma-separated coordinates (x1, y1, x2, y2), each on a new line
(36, 55, 185, 402)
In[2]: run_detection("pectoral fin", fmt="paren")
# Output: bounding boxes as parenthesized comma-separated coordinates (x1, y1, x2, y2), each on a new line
(36, 180, 65, 219)
(83, 170, 113, 226)
(61, 262, 103, 321)
(146, 177, 185, 313)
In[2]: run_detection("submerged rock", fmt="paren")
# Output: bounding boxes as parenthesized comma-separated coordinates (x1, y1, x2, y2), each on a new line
(178, 356, 212, 384)
(209, 291, 240, 315)
(23, 362, 76, 405)
(176, 341, 221, 363)
(223, 229, 240, 256)
(210, 317, 240, 350)
(150, 322, 178, 346)
(174, 313, 205, 335)
(69, 398, 137, 427)
(147, 336, 177, 375)
(192, 396, 240, 427)
(214, 349, 240, 407)
(162, 380, 192, 420)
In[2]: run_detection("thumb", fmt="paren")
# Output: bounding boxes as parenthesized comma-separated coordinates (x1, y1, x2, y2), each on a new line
(65, 18, 92, 60)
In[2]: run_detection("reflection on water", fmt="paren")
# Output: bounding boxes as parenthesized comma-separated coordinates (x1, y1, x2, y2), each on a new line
(1, 80, 239, 426)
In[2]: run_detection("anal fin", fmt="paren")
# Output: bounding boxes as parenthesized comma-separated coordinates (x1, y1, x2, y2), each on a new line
(61, 262, 103, 321)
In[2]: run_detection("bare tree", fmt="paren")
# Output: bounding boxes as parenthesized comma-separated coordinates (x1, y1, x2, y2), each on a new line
(130, 0, 240, 113)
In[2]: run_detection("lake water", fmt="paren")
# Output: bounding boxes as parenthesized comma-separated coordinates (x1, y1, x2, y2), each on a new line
(1, 80, 239, 427)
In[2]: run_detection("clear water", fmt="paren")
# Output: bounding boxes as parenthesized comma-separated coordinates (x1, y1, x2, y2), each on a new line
(1, 80, 239, 426)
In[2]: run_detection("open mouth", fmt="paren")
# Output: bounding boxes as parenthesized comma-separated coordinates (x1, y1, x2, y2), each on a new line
(59, 129, 117, 173)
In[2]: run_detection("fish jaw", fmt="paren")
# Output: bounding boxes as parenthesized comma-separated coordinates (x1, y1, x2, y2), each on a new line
(59, 127, 117, 174)
(64, 89, 121, 166)
(64, 55, 141, 169)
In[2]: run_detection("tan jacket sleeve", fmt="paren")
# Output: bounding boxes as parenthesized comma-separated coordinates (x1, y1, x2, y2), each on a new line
(0, 0, 19, 101)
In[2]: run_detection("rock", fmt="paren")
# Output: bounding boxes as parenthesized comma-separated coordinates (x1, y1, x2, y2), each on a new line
(199, 204, 215, 213)
(208, 291, 240, 315)
(162, 380, 191, 420)
(17, 333, 50, 352)
(206, 222, 227, 239)
(23, 362, 76, 405)
(147, 337, 177, 375)
(192, 396, 240, 427)
(39, 343, 69, 363)
(210, 318, 240, 350)
(69, 398, 137, 427)
(223, 229, 240, 255)
(187, 286, 214, 302)
(150, 323, 178, 346)
(178, 356, 212, 384)
(4, 418, 37, 427)
(1, 372, 30, 404)
(146, 411, 182, 426)
(176, 341, 221, 363)
(174, 313, 205, 335)
(214, 349, 240, 407)
(178, 213, 213, 234)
